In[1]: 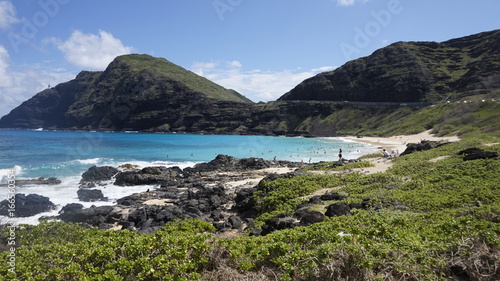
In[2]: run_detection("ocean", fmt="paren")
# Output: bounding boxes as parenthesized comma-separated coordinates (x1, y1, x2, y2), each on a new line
(0, 129, 375, 225)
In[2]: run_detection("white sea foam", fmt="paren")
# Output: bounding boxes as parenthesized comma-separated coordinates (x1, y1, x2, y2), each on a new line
(75, 158, 101, 165)
(0, 159, 197, 225)
(0, 174, 158, 226)
(0, 165, 22, 183)
(112, 160, 201, 171)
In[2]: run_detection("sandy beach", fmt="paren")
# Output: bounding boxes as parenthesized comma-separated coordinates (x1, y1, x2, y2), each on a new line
(228, 130, 463, 179)
(343, 130, 460, 155)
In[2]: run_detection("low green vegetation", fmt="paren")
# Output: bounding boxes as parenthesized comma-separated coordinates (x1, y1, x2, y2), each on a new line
(222, 140, 499, 280)
(319, 101, 500, 140)
(253, 174, 344, 224)
(1, 219, 216, 281)
(301, 161, 375, 171)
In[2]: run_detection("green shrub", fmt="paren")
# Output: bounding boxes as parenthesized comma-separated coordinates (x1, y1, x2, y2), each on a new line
(0, 219, 215, 280)
(302, 161, 375, 171)
(253, 174, 343, 223)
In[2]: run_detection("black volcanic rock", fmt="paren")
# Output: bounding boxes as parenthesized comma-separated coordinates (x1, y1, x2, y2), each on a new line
(261, 215, 299, 236)
(81, 166, 119, 183)
(320, 192, 348, 201)
(3, 177, 62, 187)
(400, 140, 451, 156)
(458, 148, 499, 161)
(58, 205, 114, 224)
(279, 29, 500, 103)
(77, 189, 108, 202)
(60, 203, 84, 214)
(114, 166, 182, 186)
(0, 194, 56, 217)
(293, 209, 325, 226)
(325, 203, 351, 217)
(184, 154, 273, 174)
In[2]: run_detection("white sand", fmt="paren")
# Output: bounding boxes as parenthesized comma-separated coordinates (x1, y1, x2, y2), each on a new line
(310, 157, 394, 175)
(223, 167, 295, 189)
(338, 130, 460, 174)
(143, 199, 173, 206)
(355, 157, 395, 174)
(224, 178, 264, 189)
(344, 130, 460, 155)
(260, 167, 296, 174)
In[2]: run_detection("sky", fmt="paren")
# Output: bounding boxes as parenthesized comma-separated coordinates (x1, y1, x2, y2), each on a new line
(0, 0, 499, 117)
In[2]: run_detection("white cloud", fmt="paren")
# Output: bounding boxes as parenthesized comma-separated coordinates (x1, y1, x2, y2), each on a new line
(311, 66, 336, 72)
(191, 61, 336, 102)
(336, 0, 369, 7)
(227, 60, 242, 68)
(0, 1, 19, 30)
(0, 60, 76, 117)
(0, 45, 13, 87)
(53, 30, 134, 70)
(191, 62, 217, 76)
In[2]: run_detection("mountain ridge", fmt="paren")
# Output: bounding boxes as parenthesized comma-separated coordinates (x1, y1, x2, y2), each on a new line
(1, 30, 499, 137)
(279, 29, 500, 102)
(112, 54, 251, 103)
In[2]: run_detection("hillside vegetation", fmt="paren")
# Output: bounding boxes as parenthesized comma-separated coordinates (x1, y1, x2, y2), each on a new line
(117, 55, 251, 103)
(249, 100, 500, 139)
(280, 29, 500, 103)
(314, 101, 500, 139)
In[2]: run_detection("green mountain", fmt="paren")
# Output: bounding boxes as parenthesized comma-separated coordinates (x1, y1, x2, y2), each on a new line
(0, 54, 252, 131)
(279, 29, 500, 102)
(116, 54, 251, 103)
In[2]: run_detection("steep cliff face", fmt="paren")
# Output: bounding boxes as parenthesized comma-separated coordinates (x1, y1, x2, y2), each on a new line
(0, 71, 100, 128)
(279, 29, 500, 102)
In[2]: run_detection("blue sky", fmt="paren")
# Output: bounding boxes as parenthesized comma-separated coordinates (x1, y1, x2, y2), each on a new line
(0, 0, 499, 116)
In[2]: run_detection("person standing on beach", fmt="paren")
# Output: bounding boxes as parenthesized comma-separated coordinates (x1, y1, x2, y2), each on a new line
(338, 149, 343, 162)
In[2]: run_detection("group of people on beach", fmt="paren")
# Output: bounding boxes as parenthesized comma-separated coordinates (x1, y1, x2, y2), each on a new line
(335, 147, 398, 162)
(382, 148, 399, 158)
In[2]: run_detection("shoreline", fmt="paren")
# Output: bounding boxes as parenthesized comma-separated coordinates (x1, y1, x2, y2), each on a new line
(343, 130, 460, 155)
(0, 130, 462, 226)
(0, 128, 465, 228)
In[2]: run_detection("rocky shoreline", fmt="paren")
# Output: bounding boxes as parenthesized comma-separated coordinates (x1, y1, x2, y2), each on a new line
(61, 154, 340, 235)
(0, 177, 61, 187)
(0, 155, 312, 235)
(0, 153, 368, 236)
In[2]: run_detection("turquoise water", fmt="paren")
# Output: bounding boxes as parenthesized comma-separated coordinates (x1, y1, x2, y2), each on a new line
(0, 129, 374, 180)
